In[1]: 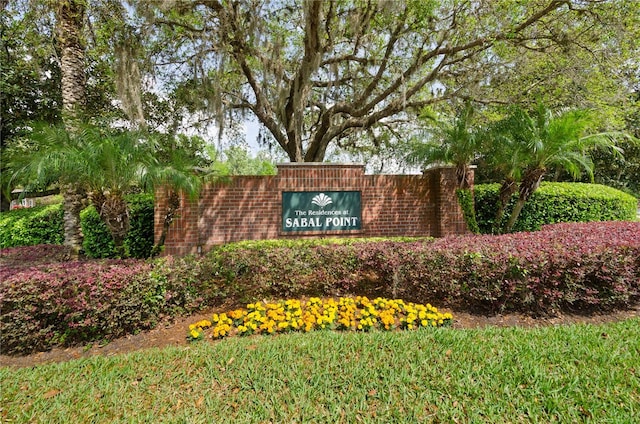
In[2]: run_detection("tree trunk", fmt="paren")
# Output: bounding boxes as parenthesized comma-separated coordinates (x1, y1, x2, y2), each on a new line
(55, 0, 87, 252)
(0, 191, 9, 212)
(456, 163, 472, 190)
(93, 192, 130, 258)
(62, 184, 85, 258)
(151, 191, 181, 256)
(503, 197, 527, 234)
(56, 0, 86, 121)
(493, 177, 517, 234)
(504, 168, 546, 233)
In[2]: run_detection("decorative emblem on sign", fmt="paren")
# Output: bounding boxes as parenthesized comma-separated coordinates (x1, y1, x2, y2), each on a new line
(311, 193, 333, 208)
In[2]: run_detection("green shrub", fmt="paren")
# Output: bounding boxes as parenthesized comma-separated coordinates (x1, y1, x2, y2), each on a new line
(81, 194, 154, 259)
(0, 204, 64, 248)
(456, 189, 480, 233)
(474, 182, 638, 233)
(81, 206, 116, 258)
(124, 194, 154, 259)
(1, 195, 154, 258)
(212, 236, 428, 254)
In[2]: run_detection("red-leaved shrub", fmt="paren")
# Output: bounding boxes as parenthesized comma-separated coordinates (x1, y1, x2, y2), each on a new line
(1, 259, 157, 354)
(0, 247, 225, 355)
(0, 244, 73, 274)
(204, 221, 640, 315)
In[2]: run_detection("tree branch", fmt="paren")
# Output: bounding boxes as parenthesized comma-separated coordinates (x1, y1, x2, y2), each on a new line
(208, 1, 289, 153)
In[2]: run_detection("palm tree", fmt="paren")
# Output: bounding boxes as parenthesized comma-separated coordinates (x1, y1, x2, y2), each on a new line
(404, 103, 484, 233)
(148, 148, 204, 256)
(54, 0, 87, 256)
(9, 124, 88, 254)
(483, 114, 534, 234)
(85, 129, 205, 257)
(55, 0, 86, 121)
(81, 128, 157, 256)
(404, 103, 482, 189)
(497, 103, 626, 233)
(10, 124, 203, 257)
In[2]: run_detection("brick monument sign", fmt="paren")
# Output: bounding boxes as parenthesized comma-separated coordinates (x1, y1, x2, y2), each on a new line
(155, 163, 472, 256)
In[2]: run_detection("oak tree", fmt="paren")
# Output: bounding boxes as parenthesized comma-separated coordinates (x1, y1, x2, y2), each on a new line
(140, 0, 634, 162)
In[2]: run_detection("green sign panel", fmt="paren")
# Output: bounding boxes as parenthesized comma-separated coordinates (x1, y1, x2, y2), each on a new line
(282, 191, 362, 232)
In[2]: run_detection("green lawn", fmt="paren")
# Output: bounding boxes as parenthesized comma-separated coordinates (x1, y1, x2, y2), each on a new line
(2, 319, 639, 423)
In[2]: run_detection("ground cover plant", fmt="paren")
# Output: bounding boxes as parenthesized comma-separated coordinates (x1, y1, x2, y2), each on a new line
(188, 297, 453, 341)
(1, 318, 638, 423)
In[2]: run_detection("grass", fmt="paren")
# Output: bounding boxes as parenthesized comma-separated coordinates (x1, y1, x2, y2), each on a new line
(2, 319, 639, 423)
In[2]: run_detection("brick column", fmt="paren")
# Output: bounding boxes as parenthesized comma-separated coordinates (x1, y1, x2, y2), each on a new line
(154, 187, 199, 256)
(153, 186, 168, 248)
(424, 166, 473, 237)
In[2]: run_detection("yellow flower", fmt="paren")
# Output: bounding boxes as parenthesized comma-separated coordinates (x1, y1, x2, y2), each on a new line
(229, 309, 246, 320)
(188, 296, 453, 341)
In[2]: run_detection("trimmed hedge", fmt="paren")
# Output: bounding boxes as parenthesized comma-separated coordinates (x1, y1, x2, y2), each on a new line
(81, 206, 116, 258)
(125, 194, 155, 259)
(474, 182, 638, 233)
(1, 257, 158, 354)
(0, 204, 64, 248)
(0, 194, 154, 258)
(82, 194, 154, 259)
(0, 248, 224, 355)
(201, 222, 640, 314)
(2, 222, 639, 355)
(0, 244, 73, 271)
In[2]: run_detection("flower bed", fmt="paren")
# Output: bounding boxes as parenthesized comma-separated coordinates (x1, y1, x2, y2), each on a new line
(188, 296, 453, 341)
(2, 221, 638, 356)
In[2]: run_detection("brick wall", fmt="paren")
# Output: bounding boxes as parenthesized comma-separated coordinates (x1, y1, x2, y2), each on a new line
(155, 164, 472, 256)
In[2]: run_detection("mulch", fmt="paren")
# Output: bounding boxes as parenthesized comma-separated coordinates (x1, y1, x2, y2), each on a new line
(2, 303, 639, 369)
